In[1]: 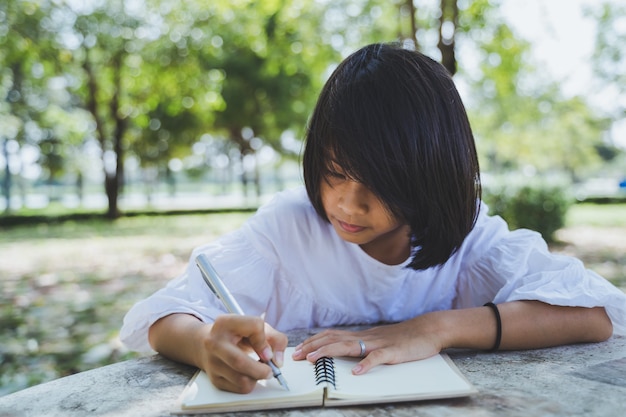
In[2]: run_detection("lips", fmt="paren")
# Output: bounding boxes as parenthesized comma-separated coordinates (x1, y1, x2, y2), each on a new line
(337, 219, 366, 233)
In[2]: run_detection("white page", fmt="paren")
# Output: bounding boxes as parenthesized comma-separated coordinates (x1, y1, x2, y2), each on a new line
(180, 347, 323, 410)
(177, 348, 475, 412)
(328, 354, 474, 399)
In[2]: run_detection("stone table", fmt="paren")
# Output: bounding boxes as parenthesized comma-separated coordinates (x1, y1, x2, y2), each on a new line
(1, 329, 625, 417)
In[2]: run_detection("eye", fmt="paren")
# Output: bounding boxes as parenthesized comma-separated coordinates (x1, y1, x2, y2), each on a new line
(328, 170, 347, 180)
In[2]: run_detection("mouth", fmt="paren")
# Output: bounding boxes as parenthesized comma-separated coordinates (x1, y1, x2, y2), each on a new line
(336, 219, 366, 234)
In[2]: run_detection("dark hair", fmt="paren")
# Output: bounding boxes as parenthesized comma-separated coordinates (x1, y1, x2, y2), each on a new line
(303, 42, 481, 270)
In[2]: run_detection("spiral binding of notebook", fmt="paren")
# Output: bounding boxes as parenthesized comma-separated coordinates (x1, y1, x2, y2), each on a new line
(314, 357, 336, 389)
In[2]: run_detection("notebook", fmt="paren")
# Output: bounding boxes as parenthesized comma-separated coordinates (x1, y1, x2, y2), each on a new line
(174, 347, 477, 414)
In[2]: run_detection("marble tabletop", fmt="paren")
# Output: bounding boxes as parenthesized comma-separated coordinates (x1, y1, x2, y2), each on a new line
(1, 328, 625, 417)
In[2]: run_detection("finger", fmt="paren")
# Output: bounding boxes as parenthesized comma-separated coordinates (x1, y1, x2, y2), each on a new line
(214, 314, 266, 339)
(213, 315, 273, 362)
(304, 338, 368, 362)
(208, 363, 267, 394)
(209, 374, 257, 394)
(209, 342, 273, 390)
(207, 315, 275, 390)
(293, 332, 357, 361)
(264, 324, 289, 367)
(243, 319, 277, 363)
(293, 329, 351, 359)
(351, 348, 391, 375)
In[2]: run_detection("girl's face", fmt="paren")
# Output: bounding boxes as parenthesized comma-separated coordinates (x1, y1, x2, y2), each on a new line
(320, 163, 411, 265)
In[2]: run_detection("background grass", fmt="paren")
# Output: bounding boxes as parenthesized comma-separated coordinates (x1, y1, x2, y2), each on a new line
(0, 211, 252, 396)
(566, 203, 626, 227)
(0, 204, 624, 397)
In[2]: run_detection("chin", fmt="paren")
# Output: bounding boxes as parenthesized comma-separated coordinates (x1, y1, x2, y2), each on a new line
(333, 228, 366, 245)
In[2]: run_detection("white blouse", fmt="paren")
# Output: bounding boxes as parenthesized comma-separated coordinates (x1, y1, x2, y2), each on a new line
(120, 187, 626, 353)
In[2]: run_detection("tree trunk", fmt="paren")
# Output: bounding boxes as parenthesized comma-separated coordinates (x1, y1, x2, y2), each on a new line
(83, 47, 125, 219)
(104, 173, 119, 217)
(253, 153, 261, 198)
(102, 51, 126, 219)
(239, 149, 250, 197)
(4, 62, 26, 213)
(76, 172, 83, 205)
(110, 51, 125, 201)
(407, 0, 418, 48)
(229, 127, 255, 198)
(2, 139, 11, 213)
(437, 0, 458, 75)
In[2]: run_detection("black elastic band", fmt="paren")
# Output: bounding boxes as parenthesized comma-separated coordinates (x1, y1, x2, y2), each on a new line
(484, 302, 502, 351)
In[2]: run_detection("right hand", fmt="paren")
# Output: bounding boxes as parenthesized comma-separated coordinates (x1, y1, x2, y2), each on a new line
(196, 314, 288, 393)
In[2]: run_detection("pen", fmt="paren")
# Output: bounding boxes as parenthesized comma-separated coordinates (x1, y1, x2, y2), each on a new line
(195, 253, 290, 391)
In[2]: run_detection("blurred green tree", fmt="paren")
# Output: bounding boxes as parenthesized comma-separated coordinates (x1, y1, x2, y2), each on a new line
(66, 3, 146, 218)
(0, 0, 58, 212)
(589, 1, 626, 161)
(438, 0, 459, 75)
(2, 0, 622, 216)
(191, 0, 338, 196)
(590, 1, 626, 118)
(458, 0, 609, 181)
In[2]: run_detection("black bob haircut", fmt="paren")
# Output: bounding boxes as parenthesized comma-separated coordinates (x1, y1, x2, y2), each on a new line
(303, 42, 481, 270)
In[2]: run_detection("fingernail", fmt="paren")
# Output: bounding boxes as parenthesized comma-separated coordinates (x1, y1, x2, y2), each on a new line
(352, 364, 363, 375)
(262, 347, 274, 361)
(274, 350, 284, 367)
(292, 348, 302, 359)
(306, 350, 319, 361)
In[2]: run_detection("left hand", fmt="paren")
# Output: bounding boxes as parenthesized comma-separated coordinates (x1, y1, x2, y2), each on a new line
(291, 315, 444, 375)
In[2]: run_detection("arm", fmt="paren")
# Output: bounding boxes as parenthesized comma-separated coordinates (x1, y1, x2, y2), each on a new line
(293, 300, 612, 374)
(450, 300, 612, 350)
(148, 313, 288, 393)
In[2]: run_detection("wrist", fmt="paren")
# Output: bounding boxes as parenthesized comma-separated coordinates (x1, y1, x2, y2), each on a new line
(428, 310, 456, 350)
(431, 308, 496, 351)
(405, 311, 454, 352)
(191, 321, 213, 368)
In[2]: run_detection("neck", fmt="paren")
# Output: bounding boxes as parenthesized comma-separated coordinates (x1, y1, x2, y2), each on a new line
(360, 225, 411, 265)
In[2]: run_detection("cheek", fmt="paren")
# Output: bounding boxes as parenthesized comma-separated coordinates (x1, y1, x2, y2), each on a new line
(319, 182, 333, 211)
(378, 206, 404, 229)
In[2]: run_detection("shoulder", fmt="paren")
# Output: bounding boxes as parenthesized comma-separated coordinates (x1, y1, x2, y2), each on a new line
(456, 201, 518, 263)
(464, 202, 508, 241)
(457, 200, 551, 268)
(253, 186, 319, 225)
(242, 186, 329, 251)
(259, 186, 312, 213)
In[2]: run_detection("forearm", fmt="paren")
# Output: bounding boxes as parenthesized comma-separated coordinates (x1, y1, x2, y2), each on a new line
(148, 313, 209, 368)
(436, 300, 613, 351)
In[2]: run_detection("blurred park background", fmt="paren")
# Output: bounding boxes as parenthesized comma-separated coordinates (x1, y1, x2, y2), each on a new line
(1, 0, 625, 397)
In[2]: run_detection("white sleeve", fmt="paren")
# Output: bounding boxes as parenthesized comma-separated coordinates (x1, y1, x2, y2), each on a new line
(119, 229, 277, 353)
(457, 224, 626, 336)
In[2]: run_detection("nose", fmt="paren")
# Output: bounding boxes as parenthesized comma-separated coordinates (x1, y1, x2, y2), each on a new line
(337, 180, 369, 216)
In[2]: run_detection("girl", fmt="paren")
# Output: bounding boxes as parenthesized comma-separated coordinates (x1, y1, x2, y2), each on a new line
(121, 43, 626, 394)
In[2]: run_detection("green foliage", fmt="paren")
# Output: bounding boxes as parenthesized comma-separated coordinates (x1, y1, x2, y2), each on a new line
(1, 0, 624, 217)
(567, 203, 626, 228)
(460, 1, 613, 180)
(589, 1, 626, 105)
(484, 183, 573, 242)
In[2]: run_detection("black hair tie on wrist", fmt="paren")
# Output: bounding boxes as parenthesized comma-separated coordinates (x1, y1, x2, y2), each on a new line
(484, 302, 502, 351)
